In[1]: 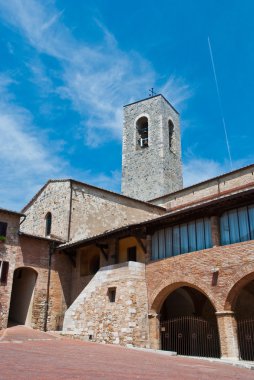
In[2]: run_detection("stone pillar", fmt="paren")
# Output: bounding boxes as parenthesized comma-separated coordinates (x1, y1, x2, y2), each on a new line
(145, 235, 152, 263)
(216, 311, 239, 360)
(148, 312, 160, 349)
(211, 216, 220, 247)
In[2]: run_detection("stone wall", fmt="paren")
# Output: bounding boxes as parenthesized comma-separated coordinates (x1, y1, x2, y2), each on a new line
(63, 262, 149, 348)
(21, 181, 71, 241)
(21, 179, 164, 244)
(122, 95, 183, 201)
(151, 164, 254, 210)
(0, 211, 20, 329)
(69, 182, 164, 242)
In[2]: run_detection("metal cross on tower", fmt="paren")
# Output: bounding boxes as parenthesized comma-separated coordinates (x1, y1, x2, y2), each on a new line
(149, 88, 156, 97)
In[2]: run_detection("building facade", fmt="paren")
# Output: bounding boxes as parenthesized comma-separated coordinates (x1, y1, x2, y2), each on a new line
(0, 94, 254, 362)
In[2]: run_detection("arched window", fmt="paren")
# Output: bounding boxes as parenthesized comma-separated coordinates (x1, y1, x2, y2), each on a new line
(168, 120, 174, 150)
(45, 212, 52, 236)
(136, 116, 148, 148)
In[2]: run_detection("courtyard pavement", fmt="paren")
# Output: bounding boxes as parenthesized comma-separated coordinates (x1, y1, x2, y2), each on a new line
(0, 326, 253, 379)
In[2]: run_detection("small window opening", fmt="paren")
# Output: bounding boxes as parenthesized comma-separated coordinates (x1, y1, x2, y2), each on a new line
(137, 116, 148, 148)
(0, 222, 7, 242)
(88, 334, 93, 340)
(108, 287, 116, 303)
(0, 261, 9, 285)
(168, 120, 174, 150)
(45, 212, 52, 236)
(127, 246, 137, 262)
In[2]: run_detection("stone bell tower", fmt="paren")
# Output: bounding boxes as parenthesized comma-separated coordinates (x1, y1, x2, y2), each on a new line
(121, 94, 183, 201)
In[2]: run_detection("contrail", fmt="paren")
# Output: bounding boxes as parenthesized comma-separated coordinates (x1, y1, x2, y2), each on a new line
(208, 36, 233, 170)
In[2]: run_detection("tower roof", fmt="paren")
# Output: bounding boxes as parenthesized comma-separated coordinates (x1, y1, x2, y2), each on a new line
(123, 94, 179, 115)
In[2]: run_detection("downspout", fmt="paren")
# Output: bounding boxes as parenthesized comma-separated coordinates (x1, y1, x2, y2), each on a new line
(19, 214, 27, 226)
(67, 181, 73, 242)
(44, 241, 54, 332)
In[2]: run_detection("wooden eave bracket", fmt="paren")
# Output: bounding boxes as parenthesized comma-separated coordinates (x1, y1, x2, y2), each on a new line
(96, 243, 109, 260)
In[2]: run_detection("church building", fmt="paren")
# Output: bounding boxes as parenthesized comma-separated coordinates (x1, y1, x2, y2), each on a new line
(0, 94, 254, 361)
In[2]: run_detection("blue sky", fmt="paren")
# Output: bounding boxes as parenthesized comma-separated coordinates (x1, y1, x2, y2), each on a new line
(0, 0, 254, 210)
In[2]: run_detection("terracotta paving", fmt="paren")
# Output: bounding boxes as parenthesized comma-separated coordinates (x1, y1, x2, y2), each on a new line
(0, 326, 253, 380)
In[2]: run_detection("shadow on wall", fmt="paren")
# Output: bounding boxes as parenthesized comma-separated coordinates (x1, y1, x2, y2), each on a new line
(8, 267, 37, 326)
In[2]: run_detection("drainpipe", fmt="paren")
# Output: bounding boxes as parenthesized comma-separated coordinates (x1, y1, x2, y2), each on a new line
(67, 181, 73, 242)
(44, 241, 54, 332)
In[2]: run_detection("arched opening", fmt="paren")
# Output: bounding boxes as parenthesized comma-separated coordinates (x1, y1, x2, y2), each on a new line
(233, 278, 254, 361)
(168, 120, 174, 150)
(160, 286, 220, 357)
(8, 267, 37, 326)
(45, 212, 52, 236)
(136, 116, 148, 148)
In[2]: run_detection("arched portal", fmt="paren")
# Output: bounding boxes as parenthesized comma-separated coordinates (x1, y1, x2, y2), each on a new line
(160, 286, 220, 358)
(234, 278, 254, 361)
(8, 267, 37, 326)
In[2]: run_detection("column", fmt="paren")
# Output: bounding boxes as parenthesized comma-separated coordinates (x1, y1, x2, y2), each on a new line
(145, 235, 152, 263)
(211, 216, 220, 247)
(216, 311, 239, 359)
(148, 312, 160, 349)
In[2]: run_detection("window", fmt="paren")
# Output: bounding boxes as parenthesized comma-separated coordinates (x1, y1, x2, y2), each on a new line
(108, 287, 116, 303)
(0, 261, 9, 285)
(0, 222, 7, 240)
(168, 120, 174, 150)
(136, 116, 148, 148)
(127, 246, 137, 262)
(220, 205, 254, 246)
(152, 218, 212, 260)
(45, 212, 52, 236)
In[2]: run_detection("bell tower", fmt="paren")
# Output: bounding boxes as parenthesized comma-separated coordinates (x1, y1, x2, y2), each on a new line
(121, 94, 183, 201)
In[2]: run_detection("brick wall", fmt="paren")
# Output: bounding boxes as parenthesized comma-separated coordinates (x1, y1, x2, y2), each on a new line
(151, 165, 254, 210)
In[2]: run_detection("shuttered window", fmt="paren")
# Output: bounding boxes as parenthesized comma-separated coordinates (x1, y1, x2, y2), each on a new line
(152, 218, 212, 260)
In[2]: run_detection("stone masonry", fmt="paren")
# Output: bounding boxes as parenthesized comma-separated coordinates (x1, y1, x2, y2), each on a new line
(63, 262, 149, 348)
(122, 94, 183, 201)
(21, 179, 164, 243)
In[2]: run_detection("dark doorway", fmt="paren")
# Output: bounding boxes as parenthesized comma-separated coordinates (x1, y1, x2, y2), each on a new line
(160, 286, 220, 358)
(235, 280, 254, 361)
(8, 267, 37, 326)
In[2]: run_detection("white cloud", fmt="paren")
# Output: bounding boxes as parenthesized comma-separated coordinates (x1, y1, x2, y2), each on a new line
(0, 0, 191, 146)
(183, 156, 254, 188)
(0, 74, 65, 210)
(183, 158, 226, 187)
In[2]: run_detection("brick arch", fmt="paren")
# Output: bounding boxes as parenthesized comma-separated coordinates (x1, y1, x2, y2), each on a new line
(224, 270, 254, 311)
(150, 279, 218, 314)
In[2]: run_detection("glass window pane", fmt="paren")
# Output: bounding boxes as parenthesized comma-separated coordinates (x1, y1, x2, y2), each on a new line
(196, 219, 205, 250)
(180, 224, 188, 253)
(165, 227, 173, 257)
(248, 205, 254, 240)
(188, 221, 196, 252)
(173, 226, 180, 256)
(152, 231, 159, 260)
(220, 212, 230, 245)
(204, 218, 212, 248)
(228, 209, 240, 244)
(238, 207, 250, 242)
(158, 229, 166, 259)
